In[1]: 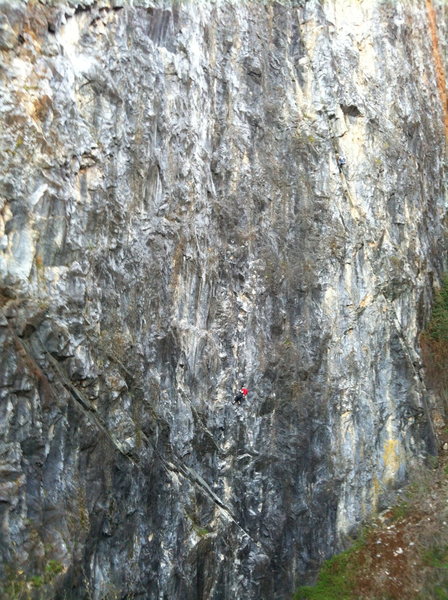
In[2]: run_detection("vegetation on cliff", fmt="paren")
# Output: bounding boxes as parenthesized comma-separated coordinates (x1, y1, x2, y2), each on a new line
(294, 277, 448, 600)
(294, 459, 448, 600)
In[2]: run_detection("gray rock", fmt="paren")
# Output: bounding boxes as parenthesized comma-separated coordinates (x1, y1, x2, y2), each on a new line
(0, 1, 446, 599)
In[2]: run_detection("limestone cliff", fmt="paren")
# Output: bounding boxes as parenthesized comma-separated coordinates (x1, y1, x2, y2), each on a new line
(0, 1, 446, 598)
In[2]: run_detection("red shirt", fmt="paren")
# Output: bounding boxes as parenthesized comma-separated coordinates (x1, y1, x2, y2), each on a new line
(241, 388, 248, 396)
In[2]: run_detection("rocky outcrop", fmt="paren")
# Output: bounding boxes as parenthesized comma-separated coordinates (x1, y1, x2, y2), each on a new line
(0, 1, 446, 598)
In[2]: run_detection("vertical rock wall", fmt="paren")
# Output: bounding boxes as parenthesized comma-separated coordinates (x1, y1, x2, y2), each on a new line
(0, 1, 446, 598)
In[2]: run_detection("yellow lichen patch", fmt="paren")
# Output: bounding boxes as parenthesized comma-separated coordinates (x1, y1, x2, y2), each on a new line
(358, 294, 373, 309)
(371, 475, 381, 510)
(383, 439, 403, 485)
(32, 94, 52, 123)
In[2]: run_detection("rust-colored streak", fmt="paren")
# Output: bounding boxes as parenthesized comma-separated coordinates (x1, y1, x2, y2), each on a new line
(426, 0, 448, 139)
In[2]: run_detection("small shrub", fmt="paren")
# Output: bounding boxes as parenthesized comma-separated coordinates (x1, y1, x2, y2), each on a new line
(427, 276, 448, 342)
(31, 574, 44, 588)
(435, 587, 448, 600)
(423, 546, 448, 569)
(389, 501, 409, 521)
(193, 526, 210, 537)
(45, 560, 64, 578)
(293, 548, 357, 600)
(0, 559, 64, 599)
(421, 274, 448, 415)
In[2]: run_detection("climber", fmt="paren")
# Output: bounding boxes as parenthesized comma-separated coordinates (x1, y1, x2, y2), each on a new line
(337, 155, 346, 173)
(233, 386, 249, 405)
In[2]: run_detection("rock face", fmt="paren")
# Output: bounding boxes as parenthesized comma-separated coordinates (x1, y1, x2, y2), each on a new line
(0, 1, 446, 598)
